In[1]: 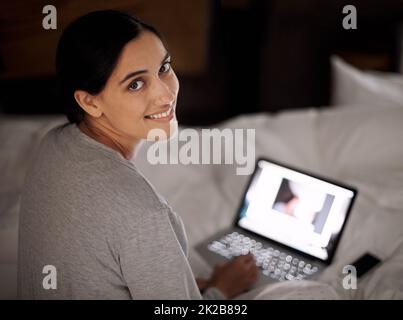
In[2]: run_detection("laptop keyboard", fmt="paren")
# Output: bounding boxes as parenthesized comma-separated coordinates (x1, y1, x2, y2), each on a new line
(207, 231, 320, 282)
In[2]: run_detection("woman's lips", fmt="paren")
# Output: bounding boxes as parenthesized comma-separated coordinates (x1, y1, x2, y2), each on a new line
(144, 106, 174, 122)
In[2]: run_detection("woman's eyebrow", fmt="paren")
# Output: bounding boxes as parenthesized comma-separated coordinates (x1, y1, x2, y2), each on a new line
(119, 52, 171, 85)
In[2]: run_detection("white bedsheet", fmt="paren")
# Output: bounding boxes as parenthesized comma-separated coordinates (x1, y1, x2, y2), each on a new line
(134, 106, 403, 299)
(0, 105, 402, 299)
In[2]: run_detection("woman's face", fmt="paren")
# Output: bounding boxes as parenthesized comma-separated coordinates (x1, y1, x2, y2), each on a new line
(93, 30, 179, 141)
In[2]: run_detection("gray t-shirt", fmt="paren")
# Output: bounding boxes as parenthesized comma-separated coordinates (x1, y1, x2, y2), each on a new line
(18, 122, 224, 300)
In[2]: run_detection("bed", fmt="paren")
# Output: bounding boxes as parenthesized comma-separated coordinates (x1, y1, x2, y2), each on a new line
(134, 105, 403, 300)
(1, 58, 403, 300)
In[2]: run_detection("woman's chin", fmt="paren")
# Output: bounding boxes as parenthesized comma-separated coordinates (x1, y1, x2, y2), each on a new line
(166, 119, 178, 140)
(146, 119, 178, 142)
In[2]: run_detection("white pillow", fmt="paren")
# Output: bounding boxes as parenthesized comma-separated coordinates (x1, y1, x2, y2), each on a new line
(330, 55, 403, 108)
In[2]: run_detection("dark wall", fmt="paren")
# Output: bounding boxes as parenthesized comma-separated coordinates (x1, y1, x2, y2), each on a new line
(179, 0, 403, 125)
(258, 0, 403, 112)
(1, 0, 403, 126)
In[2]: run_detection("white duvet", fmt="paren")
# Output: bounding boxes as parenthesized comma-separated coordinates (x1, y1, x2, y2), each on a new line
(134, 106, 403, 300)
(0, 105, 402, 299)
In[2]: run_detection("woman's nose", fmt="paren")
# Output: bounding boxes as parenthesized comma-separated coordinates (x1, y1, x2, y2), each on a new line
(153, 79, 176, 106)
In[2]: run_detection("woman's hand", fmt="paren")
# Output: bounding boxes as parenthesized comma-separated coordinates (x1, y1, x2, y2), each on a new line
(195, 277, 209, 292)
(197, 253, 258, 299)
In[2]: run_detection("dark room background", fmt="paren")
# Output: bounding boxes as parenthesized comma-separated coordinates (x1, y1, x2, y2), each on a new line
(1, 0, 403, 126)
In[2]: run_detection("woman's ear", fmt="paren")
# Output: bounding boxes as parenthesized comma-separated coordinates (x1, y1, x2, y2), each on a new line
(74, 90, 103, 118)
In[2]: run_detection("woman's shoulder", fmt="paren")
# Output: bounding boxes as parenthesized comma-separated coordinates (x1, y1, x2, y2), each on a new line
(25, 122, 169, 212)
(109, 163, 170, 212)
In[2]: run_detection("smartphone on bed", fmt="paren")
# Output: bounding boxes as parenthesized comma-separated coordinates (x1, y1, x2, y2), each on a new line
(351, 253, 381, 278)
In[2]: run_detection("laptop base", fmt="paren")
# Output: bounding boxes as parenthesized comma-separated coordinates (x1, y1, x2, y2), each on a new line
(195, 226, 325, 288)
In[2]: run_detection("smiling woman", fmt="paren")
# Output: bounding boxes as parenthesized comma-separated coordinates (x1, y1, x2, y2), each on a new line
(17, 10, 258, 300)
(56, 10, 179, 160)
(18, 10, 258, 300)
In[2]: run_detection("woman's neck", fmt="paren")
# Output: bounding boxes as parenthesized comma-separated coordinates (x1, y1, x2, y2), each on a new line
(78, 118, 140, 161)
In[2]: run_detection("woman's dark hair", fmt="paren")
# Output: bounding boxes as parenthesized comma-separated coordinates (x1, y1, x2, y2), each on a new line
(56, 10, 162, 124)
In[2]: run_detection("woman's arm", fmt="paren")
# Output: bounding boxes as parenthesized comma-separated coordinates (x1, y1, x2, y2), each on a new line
(196, 254, 258, 299)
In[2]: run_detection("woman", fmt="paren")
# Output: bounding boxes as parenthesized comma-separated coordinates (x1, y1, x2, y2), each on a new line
(17, 10, 257, 299)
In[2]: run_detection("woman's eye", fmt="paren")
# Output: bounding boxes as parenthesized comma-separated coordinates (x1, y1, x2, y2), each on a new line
(159, 61, 171, 74)
(128, 80, 144, 91)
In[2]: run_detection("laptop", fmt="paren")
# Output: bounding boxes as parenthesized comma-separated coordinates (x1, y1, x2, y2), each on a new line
(196, 158, 358, 287)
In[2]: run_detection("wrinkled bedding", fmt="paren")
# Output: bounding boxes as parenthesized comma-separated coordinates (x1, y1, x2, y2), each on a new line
(134, 106, 403, 299)
(0, 105, 402, 299)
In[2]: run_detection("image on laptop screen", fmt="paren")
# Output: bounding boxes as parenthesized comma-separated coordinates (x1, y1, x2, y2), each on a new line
(237, 159, 356, 262)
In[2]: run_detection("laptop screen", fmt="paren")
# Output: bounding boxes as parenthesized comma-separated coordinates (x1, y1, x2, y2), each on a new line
(237, 159, 357, 262)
